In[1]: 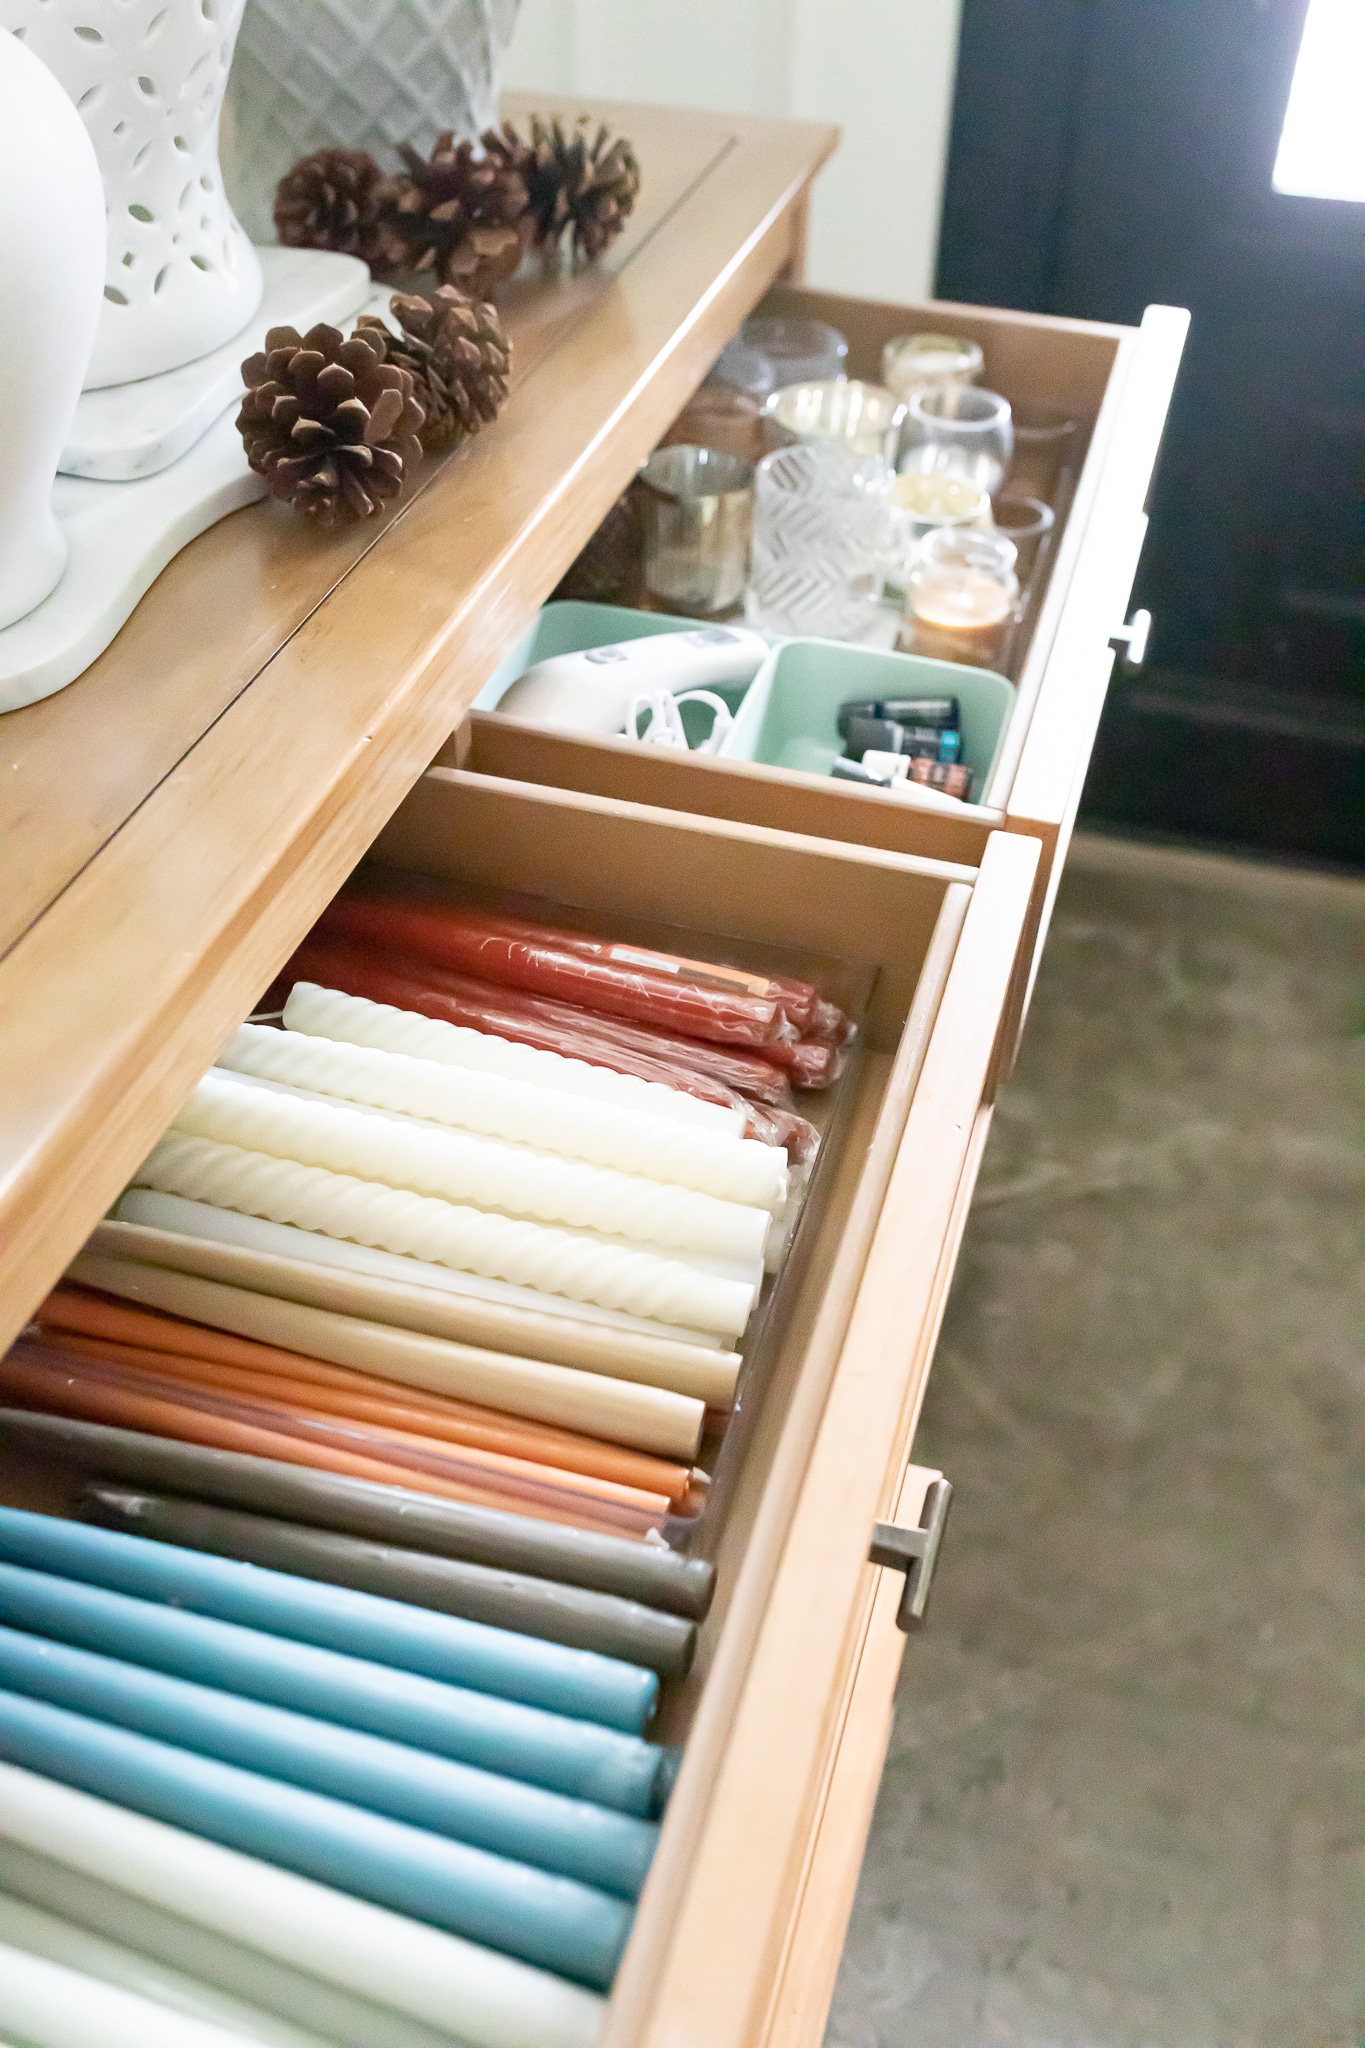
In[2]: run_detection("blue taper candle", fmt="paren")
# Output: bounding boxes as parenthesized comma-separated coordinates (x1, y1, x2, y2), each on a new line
(0, 1506, 656, 1733)
(0, 1691, 632, 1989)
(0, 1625, 655, 1899)
(0, 1562, 666, 1816)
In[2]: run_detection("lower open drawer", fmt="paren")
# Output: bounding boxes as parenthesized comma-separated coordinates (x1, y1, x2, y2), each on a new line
(2, 760, 1037, 2045)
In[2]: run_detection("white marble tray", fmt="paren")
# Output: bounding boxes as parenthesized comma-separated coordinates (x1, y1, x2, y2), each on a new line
(60, 247, 374, 481)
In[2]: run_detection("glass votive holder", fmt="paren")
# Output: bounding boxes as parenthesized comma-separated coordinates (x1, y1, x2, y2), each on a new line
(741, 315, 848, 388)
(898, 386, 1014, 496)
(762, 379, 907, 468)
(890, 470, 992, 539)
(747, 442, 895, 643)
(989, 494, 1055, 583)
(900, 526, 1020, 670)
(662, 382, 767, 465)
(637, 445, 755, 618)
(881, 331, 984, 402)
(1006, 399, 1078, 500)
(706, 338, 776, 400)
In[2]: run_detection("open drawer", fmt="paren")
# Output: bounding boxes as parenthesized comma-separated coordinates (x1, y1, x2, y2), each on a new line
(446, 281, 1187, 1067)
(3, 760, 1038, 2046)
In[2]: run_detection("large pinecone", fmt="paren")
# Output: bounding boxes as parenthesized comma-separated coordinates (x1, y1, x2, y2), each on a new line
(273, 149, 404, 270)
(237, 323, 426, 526)
(486, 116, 640, 261)
(388, 133, 528, 293)
(356, 288, 511, 453)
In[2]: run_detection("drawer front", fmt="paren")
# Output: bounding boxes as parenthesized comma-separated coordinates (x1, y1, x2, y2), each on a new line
(603, 833, 1038, 2047)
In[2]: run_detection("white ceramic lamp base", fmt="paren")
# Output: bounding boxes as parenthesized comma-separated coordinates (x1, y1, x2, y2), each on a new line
(62, 248, 374, 481)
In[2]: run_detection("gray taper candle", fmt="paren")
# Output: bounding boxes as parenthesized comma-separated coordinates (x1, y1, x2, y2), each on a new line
(0, 1410, 714, 1620)
(84, 1490, 696, 1680)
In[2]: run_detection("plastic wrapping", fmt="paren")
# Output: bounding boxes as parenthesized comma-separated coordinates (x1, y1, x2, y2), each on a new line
(284, 942, 799, 1109)
(318, 897, 802, 1052)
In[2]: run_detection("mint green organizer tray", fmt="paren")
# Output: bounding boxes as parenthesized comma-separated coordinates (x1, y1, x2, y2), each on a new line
(720, 639, 1015, 803)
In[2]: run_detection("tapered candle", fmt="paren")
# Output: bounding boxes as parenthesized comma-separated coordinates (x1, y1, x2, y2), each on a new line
(105, 1198, 744, 1396)
(0, 1410, 717, 1620)
(14, 1342, 672, 1542)
(0, 1892, 330, 2048)
(285, 979, 743, 1134)
(0, 1846, 455, 2048)
(131, 1131, 754, 1337)
(0, 1764, 606, 2046)
(68, 1253, 708, 1459)
(35, 1297, 696, 1504)
(174, 1070, 772, 1263)
(0, 1937, 270, 2048)
(0, 1626, 657, 1900)
(0, 1692, 633, 1986)
(0, 1508, 656, 1733)
(0, 1558, 665, 1814)
(222, 1023, 788, 1206)
(86, 1488, 697, 1677)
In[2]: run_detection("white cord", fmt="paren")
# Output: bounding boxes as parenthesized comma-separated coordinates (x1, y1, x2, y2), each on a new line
(628, 689, 734, 755)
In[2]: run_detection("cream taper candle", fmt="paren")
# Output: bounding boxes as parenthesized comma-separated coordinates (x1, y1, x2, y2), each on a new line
(176, 1071, 770, 1264)
(133, 1131, 753, 1338)
(0, 1765, 604, 2048)
(0, 1935, 281, 2048)
(222, 1022, 788, 1209)
(68, 1253, 708, 1459)
(283, 981, 745, 1133)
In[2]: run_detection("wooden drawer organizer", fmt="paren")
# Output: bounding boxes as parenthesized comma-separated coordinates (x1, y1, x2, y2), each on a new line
(453, 282, 1187, 1069)
(1, 761, 1037, 2046)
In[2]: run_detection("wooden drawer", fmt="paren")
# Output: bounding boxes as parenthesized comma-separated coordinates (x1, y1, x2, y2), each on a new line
(447, 283, 1187, 1068)
(3, 760, 1038, 2045)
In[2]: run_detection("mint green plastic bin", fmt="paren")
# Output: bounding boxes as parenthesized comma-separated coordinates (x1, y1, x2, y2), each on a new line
(721, 639, 1015, 803)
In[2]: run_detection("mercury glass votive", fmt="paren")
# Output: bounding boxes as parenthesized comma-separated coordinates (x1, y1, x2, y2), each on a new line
(900, 526, 1020, 669)
(638, 445, 755, 617)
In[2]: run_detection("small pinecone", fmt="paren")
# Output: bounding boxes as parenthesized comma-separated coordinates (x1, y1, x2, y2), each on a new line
(488, 116, 640, 261)
(388, 133, 528, 293)
(357, 287, 511, 453)
(273, 149, 405, 270)
(237, 322, 426, 526)
(551, 486, 645, 607)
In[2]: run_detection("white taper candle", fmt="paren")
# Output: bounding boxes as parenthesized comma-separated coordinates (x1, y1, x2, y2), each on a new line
(222, 1022, 788, 1209)
(132, 1132, 754, 1338)
(0, 1934, 295, 2048)
(0, 1766, 604, 2048)
(283, 981, 744, 1134)
(176, 1071, 770, 1265)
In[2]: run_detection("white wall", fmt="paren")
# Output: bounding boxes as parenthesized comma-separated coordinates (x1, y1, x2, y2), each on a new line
(503, 0, 963, 304)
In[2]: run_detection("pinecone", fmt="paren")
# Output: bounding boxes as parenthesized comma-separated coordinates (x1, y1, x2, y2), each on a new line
(387, 133, 528, 293)
(487, 116, 640, 261)
(551, 486, 645, 607)
(356, 287, 511, 453)
(237, 322, 426, 526)
(273, 149, 405, 271)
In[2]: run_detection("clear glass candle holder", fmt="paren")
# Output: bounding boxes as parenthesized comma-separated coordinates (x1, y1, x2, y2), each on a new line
(901, 526, 1020, 669)
(1006, 399, 1078, 500)
(741, 315, 848, 388)
(762, 379, 907, 468)
(638, 445, 755, 618)
(706, 338, 776, 400)
(747, 442, 895, 643)
(989, 493, 1055, 584)
(881, 331, 984, 402)
(898, 386, 1014, 496)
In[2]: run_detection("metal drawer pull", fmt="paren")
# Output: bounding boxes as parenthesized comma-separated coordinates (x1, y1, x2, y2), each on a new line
(868, 1476, 953, 1632)
(1108, 608, 1151, 670)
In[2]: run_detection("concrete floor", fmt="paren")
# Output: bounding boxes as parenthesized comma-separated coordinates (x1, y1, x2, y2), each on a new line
(825, 839, 1363, 2048)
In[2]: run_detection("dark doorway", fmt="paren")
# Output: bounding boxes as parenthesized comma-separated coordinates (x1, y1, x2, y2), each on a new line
(938, 0, 1363, 864)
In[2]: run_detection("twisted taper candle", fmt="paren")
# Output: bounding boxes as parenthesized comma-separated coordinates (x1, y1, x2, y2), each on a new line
(175, 1071, 771, 1265)
(221, 1022, 788, 1209)
(131, 1133, 754, 1337)
(284, 981, 743, 1134)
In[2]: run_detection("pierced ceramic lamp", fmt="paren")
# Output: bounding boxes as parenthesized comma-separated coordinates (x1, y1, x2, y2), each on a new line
(0, 28, 104, 630)
(0, 0, 265, 389)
